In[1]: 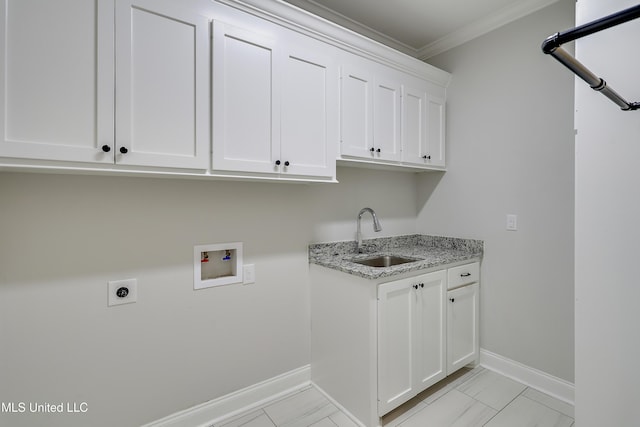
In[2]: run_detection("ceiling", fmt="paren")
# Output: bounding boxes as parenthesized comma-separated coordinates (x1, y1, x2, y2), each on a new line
(282, 0, 561, 59)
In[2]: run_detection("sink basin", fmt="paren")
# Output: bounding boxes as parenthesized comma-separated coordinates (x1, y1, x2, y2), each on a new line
(351, 255, 422, 268)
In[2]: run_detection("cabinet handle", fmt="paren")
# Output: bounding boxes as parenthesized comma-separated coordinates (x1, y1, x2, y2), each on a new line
(284, 161, 290, 167)
(275, 160, 281, 166)
(101, 145, 111, 153)
(370, 147, 375, 152)
(376, 148, 381, 153)
(119, 147, 128, 154)
(460, 272, 471, 277)
(422, 155, 431, 160)
(420, 283, 424, 288)
(413, 284, 419, 290)
(450, 298, 455, 303)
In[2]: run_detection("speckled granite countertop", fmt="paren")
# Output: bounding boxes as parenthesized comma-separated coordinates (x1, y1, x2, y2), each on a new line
(309, 234, 483, 280)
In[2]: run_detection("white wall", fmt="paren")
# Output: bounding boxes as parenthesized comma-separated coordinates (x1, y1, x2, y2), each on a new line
(574, 0, 640, 425)
(0, 167, 417, 427)
(419, 0, 576, 382)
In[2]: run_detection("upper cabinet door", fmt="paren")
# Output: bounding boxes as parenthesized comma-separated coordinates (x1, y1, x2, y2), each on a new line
(426, 94, 446, 167)
(401, 85, 446, 168)
(401, 85, 428, 165)
(212, 21, 280, 175)
(340, 66, 374, 158)
(280, 42, 338, 179)
(115, 0, 209, 169)
(340, 64, 401, 162)
(0, 0, 115, 163)
(373, 77, 401, 161)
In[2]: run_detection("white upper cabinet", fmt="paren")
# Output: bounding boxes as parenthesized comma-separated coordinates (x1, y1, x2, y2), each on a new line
(0, 0, 115, 163)
(339, 56, 446, 170)
(340, 64, 401, 162)
(212, 19, 337, 180)
(212, 21, 279, 175)
(373, 77, 402, 161)
(340, 66, 373, 158)
(115, 0, 209, 169)
(0, 0, 208, 169)
(0, 0, 447, 179)
(280, 41, 338, 178)
(426, 94, 446, 167)
(401, 86, 446, 168)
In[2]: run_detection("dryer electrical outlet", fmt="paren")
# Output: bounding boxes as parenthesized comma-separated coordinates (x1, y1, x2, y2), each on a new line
(108, 279, 138, 306)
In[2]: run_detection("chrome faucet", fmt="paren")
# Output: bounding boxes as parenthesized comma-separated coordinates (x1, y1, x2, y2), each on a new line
(356, 207, 382, 253)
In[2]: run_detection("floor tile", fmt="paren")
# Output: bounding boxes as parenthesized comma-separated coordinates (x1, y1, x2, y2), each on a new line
(328, 411, 359, 427)
(309, 418, 338, 427)
(399, 389, 497, 427)
(523, 388, 574, 418)
(484, 395, 574, 427)
(264, 387, 338, 427)
(216, 409, 276, 427)
(422, 367, 485, 405)
(382, 401, 428, 427)
(456, 369, 527, 411)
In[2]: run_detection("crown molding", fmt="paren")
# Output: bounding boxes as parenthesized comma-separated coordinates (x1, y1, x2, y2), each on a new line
(282, 0, 418, 57)
(417, 0, 561, 59)
(217, 0, 452, 86)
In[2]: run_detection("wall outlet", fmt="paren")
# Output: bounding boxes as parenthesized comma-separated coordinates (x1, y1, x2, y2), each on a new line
(506, 214, 518, 231)
(108, 279, 137, 306)
(243, 264, 255, 285)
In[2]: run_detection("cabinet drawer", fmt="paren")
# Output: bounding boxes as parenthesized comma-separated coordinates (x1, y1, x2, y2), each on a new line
(447, 262, 479, 289)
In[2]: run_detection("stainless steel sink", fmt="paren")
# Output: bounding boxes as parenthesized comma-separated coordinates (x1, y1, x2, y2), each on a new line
(351, 255, 422, 268)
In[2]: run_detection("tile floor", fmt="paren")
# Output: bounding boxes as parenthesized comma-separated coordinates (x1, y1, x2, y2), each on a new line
(212, 367, 574, 427)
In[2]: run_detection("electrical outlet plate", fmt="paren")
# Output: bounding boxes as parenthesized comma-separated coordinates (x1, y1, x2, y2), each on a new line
(243, 264, 255, 285)
(506, 214, 518, 231)
(108, 278, 137, 307)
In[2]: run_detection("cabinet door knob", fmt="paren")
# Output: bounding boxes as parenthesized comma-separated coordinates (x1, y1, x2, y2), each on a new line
(422, 155, 431, 160)
(275, 160, 281, 166)
(450, 298, 455, 303)
(420, 283, 424, 288)
(370, 147, 375, 152)
(376, 148, 381, 153)
(413, 284, 419, 290)
(284, 161, 290, 167)
(119, 147, 128, 154)
(101, 144, 111, 153)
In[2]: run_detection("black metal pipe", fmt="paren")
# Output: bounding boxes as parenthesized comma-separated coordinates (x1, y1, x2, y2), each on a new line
(542, 4, 640, 111)
(542, 4, 640, 54)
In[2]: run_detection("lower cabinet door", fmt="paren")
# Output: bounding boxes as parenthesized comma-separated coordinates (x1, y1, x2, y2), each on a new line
(377, 270, 446, 416)
(378, 276, 416, 416)
(415, 271, 447, 392)
(446, 283, 479, 374)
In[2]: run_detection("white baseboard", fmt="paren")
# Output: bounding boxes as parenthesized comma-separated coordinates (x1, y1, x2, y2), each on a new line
(142, 365, 311, 427)
(479, 349, 575, 405)
(312, 383, 367, 427)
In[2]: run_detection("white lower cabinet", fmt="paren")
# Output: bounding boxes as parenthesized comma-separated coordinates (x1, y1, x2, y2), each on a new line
(447, 282, 480, 374)
(310, 261, 480, 426)
(377, 270, 446, 416)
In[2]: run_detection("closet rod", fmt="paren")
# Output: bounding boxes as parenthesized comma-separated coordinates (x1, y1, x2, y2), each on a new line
(542, 4, 640, 111)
